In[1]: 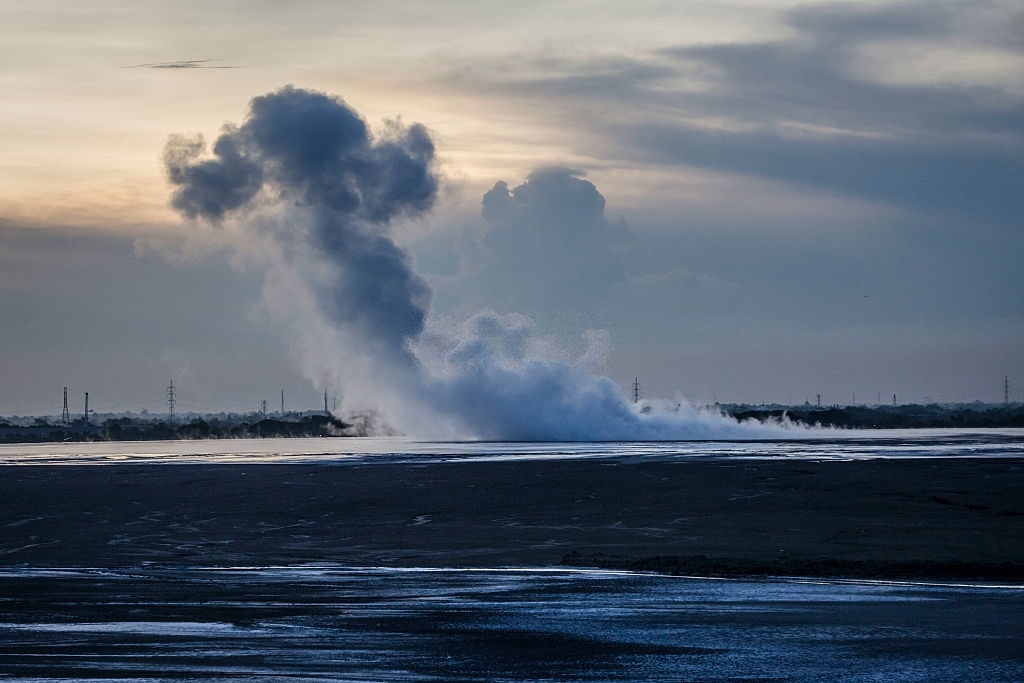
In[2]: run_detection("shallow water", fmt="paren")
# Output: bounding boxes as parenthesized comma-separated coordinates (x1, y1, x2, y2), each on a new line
(1, 566, 1022, 682)
(1, 428, 1022, 465)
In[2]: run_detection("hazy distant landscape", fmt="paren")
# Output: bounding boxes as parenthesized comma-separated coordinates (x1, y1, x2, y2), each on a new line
(3, 402, 1022, 443)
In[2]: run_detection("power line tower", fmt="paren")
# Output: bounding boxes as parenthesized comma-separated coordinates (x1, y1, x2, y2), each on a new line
(260, 399, 268, 417)
(61, 387, 70, 426)
(167, 380, 176, 424)
(1005, 376, 1011, 405)
(632, 378, 642, 404)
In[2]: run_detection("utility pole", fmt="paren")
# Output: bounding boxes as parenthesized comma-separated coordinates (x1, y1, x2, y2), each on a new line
(816, 394, 821, 408)
(83, 392, 89, 424)
(324, 390, 329, 414)
(632, 378, 641, 404)
(61, 387, 70, 426)
(1006, 376, 1011, 405)
(167, 380, 176, 424)
(893, 394, 897, 406)
(281, 390, 285, 416)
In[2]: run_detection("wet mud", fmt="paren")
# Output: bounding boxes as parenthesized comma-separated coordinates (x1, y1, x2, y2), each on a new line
(2, 457, 1022, 577)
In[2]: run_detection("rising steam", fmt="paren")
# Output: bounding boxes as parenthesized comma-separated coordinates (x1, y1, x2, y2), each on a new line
(164, 85, 786, 440)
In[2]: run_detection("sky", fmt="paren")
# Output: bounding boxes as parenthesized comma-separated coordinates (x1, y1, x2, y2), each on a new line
(1, 0, 1022, 420)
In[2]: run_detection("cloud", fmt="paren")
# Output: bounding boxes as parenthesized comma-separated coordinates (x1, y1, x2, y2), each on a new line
(621, 120, 1024, 225)
(628, 2, 1024, 223)
(125, 59, 238, 69)
(444, 167, 630, 333)
(430, 2, 1024, 226)
(787, 1, 1023, 50)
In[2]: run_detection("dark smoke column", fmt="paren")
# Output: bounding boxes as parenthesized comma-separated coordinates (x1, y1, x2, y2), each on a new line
(161, 86, 774, 439)
(164, 85, 438, 369)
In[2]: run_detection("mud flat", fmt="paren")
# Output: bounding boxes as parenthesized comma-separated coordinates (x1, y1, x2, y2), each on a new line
(3, 456, 1023, 579)
(4, 454, 1024, 680)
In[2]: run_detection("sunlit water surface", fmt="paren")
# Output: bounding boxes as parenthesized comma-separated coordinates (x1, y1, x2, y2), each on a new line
(1, 428, 1022, 465)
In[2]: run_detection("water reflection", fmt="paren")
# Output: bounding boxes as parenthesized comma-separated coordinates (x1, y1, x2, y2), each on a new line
(1, 567, 1022, 681)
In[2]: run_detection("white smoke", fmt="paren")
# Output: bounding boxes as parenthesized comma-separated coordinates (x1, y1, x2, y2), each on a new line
(164, 86, 791, 440)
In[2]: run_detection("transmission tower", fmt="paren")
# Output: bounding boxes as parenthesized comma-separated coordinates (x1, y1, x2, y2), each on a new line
(260, 399, 269, 416)
(632, 378, 642, 404)
(167, 380, 176, 423)
(61, 387, 70, 426)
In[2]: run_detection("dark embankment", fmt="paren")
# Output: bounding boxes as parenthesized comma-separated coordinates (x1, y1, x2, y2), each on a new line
(728, 403, 1024, 429)
(0, 413, 350, 443)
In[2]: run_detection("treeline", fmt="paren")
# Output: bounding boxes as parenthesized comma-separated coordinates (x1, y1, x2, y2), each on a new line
(0, 414, 350, 444)
(728, 403, 1024, 429)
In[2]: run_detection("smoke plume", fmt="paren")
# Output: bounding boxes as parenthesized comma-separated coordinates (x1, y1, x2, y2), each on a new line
(165, 85, 786, 439)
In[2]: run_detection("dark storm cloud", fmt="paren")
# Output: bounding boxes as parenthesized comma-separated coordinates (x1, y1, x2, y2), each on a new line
(164, 132, 263, 221)
(312, 215, 433, 356)
(164, 85, 438, 363)
(165, 86, 438, 224)
(241, 90, 435, 219)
